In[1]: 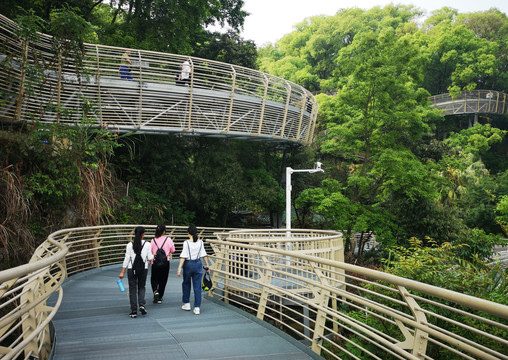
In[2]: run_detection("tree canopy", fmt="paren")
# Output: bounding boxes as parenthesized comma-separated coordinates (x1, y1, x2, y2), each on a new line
(258, 5, 508, 256)
(1, 4, 507, 271)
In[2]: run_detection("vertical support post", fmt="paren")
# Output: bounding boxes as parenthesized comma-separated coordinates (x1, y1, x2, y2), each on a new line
(21, 278, 39, 359)
(279, 80, 291, 138)
(186, 58, 195, 131)
(311, 289, 330, 354)
(223, 65, 236, 133)
(399, 286, 428, 359)
(286, 166, 292, 237)
(95, 45, 103, 125)
(56, 50, 63, 123)
(256, 255, 273, 320)
(92, 229, 103, 269)
(256, 74, 269, 135)
(15, 41, 28, 121)
(138, 50, 143, 128)
(295, 94, 306, 141)
(305, 105, 318, 144)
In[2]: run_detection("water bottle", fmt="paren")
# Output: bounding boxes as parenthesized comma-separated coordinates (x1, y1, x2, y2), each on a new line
(117, 279, 125, 292)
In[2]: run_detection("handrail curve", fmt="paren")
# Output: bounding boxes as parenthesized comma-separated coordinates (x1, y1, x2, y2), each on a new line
(1, 225, 507, 360)
(430, 90, 508, 116)
(208, 233, 508, 360)
(0, 14, 318, 144)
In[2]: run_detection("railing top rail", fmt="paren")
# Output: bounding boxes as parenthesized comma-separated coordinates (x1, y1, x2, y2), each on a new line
(208, 238, 508, 320)
(0, 239, 68, 284)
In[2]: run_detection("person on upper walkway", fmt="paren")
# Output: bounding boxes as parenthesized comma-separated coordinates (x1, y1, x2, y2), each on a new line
(120, 50, 133, 80)
(178, 59, 191, 86)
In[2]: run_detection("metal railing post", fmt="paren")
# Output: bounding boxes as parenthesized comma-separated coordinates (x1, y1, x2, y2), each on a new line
(256, 74, 269, 136)
(223, 65, 236, 134)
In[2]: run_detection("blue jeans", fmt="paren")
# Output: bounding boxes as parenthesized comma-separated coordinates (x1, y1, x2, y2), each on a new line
(120, 66, 132, 80)
(182, 259, 203, 308)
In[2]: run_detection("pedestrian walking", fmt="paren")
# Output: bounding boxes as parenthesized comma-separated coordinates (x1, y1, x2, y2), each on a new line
(177, 225, 211, 315)
(151, 224, 175, 304)
(119, 226, 153, 318)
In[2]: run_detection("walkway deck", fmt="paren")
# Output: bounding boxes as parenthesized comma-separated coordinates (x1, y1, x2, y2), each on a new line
(49, 261, 318, 360)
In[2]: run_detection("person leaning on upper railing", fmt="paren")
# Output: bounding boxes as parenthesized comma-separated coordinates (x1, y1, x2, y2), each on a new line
(177, 58, 191, 86)
(177, 225, 211, 315)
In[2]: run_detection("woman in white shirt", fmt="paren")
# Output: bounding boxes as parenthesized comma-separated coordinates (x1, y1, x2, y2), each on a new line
(177, 225, 210, 315)
(119, 226, 153, 318)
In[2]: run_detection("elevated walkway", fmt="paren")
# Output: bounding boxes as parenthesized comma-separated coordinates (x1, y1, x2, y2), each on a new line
(1, 225, 507, 360)
(430, 90, 507, 116)
(0, 15, 317, 145)
(50, 263, 316, 360)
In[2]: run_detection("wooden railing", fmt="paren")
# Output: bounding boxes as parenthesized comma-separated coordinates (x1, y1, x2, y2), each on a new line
(0, 14, 317, 144)
(1, 225, 507, 360)
(430, 90, 508, 116)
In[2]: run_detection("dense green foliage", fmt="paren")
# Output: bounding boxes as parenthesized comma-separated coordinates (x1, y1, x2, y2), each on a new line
(258, 5, 508, 259)
(0, 0, 252, 60)
(1, 4, 507, 283)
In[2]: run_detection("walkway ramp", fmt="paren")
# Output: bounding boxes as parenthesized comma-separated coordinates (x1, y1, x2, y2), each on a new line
(50, 262, 317, 360)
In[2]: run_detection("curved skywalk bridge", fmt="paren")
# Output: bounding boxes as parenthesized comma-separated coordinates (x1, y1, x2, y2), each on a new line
(0, 14, 317, 144)
(430, 90, 507, 116)
(1, 225, 507, 360)
(49, 263, 317, 360)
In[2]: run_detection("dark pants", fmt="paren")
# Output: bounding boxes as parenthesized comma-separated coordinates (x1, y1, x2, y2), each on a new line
(182, 259, 203, 308)
(151, 262, 170, 298)
(120, 66, 132, 80)
(127, 268, 147, 312)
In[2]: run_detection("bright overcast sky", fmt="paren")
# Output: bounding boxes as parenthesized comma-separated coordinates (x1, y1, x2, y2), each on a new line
(240, 0, 508, 46)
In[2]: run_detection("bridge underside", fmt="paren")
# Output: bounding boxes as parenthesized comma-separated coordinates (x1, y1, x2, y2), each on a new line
(0, 73, 314, 144)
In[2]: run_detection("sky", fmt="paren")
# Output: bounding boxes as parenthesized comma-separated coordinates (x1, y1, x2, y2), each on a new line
(239, 0, 508, 46)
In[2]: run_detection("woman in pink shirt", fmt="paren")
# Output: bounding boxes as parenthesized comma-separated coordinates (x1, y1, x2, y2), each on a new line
(150, 224, 175, 304)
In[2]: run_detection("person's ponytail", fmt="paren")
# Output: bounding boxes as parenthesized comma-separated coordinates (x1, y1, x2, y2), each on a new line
(187, 225, 198, 242)
(155, 224, 166, 238)
(133, 226, 145, 254)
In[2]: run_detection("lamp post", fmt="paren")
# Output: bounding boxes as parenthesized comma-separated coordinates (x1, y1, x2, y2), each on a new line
(285, 162, 324, 235)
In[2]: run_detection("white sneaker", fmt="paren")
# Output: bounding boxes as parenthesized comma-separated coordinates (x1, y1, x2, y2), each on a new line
(181, 303, 191, 311)
(193, 307, 200, 315)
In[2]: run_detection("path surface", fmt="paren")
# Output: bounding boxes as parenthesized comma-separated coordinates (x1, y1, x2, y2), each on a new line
(50, 262, 318, 360)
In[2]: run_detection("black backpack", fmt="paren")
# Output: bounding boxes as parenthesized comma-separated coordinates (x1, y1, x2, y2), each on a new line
(132, 242, 146, 276)
(153, 237, 168, 267)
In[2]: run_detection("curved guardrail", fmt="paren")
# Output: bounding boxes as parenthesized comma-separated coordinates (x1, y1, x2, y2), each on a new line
(0, 15, 317, 145)
(430, 90, 508, 116)
(1, 225, 507, 360)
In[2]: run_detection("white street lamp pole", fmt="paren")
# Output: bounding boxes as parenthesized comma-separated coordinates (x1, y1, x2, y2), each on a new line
(285, 162, 324, 235)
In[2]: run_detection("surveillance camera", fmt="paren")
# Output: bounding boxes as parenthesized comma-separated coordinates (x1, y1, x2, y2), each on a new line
(315, 162, 322, 170)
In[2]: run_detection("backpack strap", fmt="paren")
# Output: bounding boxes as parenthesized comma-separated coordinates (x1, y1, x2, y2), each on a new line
(131, 241, 146, 265)
(155, 237, 167, 249)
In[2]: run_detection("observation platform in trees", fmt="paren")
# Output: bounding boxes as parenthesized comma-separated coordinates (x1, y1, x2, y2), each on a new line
(430, 90, 508, 116)
(0, 14, 317, 145)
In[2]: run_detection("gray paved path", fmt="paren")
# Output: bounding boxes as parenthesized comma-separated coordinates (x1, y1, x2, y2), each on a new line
(50, 262, 319, 360)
